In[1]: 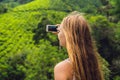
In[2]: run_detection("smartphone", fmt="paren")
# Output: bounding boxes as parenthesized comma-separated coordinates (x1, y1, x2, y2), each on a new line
(46, 25, 58, 32)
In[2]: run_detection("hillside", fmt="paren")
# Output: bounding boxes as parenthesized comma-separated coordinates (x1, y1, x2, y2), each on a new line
(0, 0, 67, 80)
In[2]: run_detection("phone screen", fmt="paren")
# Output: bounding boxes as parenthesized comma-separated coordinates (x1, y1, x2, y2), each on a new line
(46, 25, 57, 32)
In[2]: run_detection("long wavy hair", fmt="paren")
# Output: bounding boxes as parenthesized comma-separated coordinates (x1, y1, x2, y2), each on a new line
(62, 12, 104, 80)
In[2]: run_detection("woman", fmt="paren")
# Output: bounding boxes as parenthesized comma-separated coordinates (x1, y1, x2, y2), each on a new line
(54, 12, 104, 80)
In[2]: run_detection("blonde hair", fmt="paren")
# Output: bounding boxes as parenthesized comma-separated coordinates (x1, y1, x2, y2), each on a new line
(62, 12, 104, 80)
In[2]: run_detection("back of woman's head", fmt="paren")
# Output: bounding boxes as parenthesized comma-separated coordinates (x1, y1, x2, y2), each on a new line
(61, 12, 104, 80)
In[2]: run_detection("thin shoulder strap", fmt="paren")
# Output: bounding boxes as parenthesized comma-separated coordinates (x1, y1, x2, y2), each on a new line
(65, 58, 71, 64)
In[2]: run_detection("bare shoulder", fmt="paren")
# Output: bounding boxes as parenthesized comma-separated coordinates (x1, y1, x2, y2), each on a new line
(54, 59, 73, 80)
(54, 59, 72, 70)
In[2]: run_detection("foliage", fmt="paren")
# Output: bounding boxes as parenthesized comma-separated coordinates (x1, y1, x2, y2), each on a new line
(112, 0, 120, 18)
(86, 14, 120, 79)
(13, 0, 50, 11)
(50, 0, 102, 13)
(98, 0, 120, 23)
(99, 54, 111, 80)
(24, 40, 67, 80)
(0, 0, 33, 14)
(0, 2, 9, 14)
(0, 0, 33, 4)
(87, 15, 114, 61)
(0, 50, 27, 80)
(113, 76, 120, 80)
(0, 1, 67, 79)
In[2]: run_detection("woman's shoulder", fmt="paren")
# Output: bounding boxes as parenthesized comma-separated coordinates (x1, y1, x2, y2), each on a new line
(54, 58, 73, 80)
(54, 58, 72, 70)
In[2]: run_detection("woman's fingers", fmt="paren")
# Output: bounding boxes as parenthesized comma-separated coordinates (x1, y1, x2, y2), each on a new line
(52, 32, 58, 35)
(56, 24, 60, 27)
